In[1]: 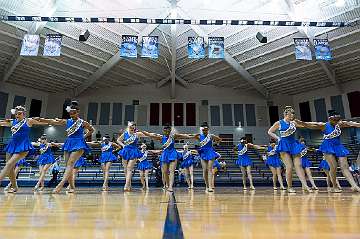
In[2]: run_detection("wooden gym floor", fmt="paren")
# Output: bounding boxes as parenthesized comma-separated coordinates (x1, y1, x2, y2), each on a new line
(0, 187, 359, 239)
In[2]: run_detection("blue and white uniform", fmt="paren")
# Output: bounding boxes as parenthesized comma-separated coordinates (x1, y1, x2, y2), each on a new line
(318, 159, 330, 171)
(74, 156, 87, 169)
(213, 160, 221, 170)
(62, 118, 90, 153)
(37, 143, 56, 166)
(319, 122, 349, 157)
(277, 119, 304, 155)
(4, 119, 34, 154)
(15, 158, 30, 167)
(159, 134, 181, 164)
(197, 133, 220, 161)
(266, 145, 282, 168)
(180, 150, 194, 169)
(118, 131, 142, 160)
(235, 144, 252, 167)
(137, 150, 153, 171)
(99, 142, 117, 164)
(300, 145, 312, 168)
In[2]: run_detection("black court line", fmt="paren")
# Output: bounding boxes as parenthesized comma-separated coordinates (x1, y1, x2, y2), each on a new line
(162, 193, 184, 239)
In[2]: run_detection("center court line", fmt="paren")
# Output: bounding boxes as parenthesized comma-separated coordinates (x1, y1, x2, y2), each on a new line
(162, 193, 184, 239)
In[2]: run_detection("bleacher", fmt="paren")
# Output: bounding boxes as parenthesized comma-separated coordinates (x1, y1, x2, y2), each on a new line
(0, 139, 359, 187)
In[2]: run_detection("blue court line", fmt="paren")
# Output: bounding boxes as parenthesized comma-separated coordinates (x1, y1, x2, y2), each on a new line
(162, 193, 184, 239)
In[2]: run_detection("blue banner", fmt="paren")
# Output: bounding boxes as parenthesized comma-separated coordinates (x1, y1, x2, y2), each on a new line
(120, 35, 138, 58)
(20, 34, 40, 56)
(294, 38, 312, 61)
(314, 39, 332, 61)
(43, 34, 62, 56)
(141, 36, 159, 59)
(208, 37, 224, 59)
(188, 37, 205, 59)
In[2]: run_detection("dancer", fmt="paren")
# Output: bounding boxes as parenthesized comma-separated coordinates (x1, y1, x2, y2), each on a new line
(268, 106, 312, 193)
(88, 136, 120, 191)
(212, 159, 226, 189)
(234, 137, 265, 190)
(117, 122, 146, 191)
(264, 139, 285, 190)
(137, 144, 156, 190)
(179, 144, 196, 190)
(296, 110, 360, 192)
(318, 156, 341, 192)
(32, 134, 56, 191)
(299, 137, 318, 190)
(34, 101, 94, 193)
(141, 125, 193, 192)
(191, 122, 222, 192)
(0, 106, 47, 193)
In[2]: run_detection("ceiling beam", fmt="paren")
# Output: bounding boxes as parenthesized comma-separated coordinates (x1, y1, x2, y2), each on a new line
(74, 12, 170, 96)
(176, 9, 268, 99)
(1, 0, 58, 83)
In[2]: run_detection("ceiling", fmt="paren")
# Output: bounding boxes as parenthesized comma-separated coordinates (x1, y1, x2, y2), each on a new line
(0, 0, 359, 97)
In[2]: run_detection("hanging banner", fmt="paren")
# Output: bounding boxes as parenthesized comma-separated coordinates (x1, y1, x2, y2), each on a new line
(314, 39, 332, 61)
(20, 34, 40, 56)
(188, 37, 205, 59)
(43, 34, 62, 56)
(294, 38, 312, 61)
(141, 36, 159, 59)
(208, 37, 224, 59)
(120, 35, 138, 58)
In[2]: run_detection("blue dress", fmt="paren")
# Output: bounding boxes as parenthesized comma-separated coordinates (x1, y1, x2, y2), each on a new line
(180, 150, 194, 169)
(266, 145, 282, 168)
(99, 143, 117, 164)
(235, 144, 252, 167)
(197, 134, 220, 161)
(118, 131, 142, 160)
(319, 122, 349, 157)
(15, 158, 30, 167)
(300, 145, 312, 168)
(37, 143, 56, 166)
(277, 119, 304, 155)
(4, 119, 34, 154)
(159, 135, 181, 164)
(213, 160, 221, 170)
(318, 159, 330, 171)
(137, 151, 153, 171)
(74, 157, 87, 168)
(62, 119, 90, 153)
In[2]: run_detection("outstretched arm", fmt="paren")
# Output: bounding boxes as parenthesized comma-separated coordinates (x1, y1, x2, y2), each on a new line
(140, 131, 162, 141)
(31, 117, 67, 126)
(0, 119, 12, 127)
(31, 142, 41, 147)
(268, 121, 280, 142)
(212, 135, 222, 144)
(294, 119, 325, 130)
(339, 120, 360, 128)
(248, 143, 266, 150)
(174, 133, 197, 140)
(83, 121, 95, 140)
(51, 142, 64, 148)
(111, 142, 122, 150)
(117, 133, 125, 147)
(87, 141, 101, 147)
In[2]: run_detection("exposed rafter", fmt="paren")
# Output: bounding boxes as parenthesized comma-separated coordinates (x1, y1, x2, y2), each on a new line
(74, 11, 171, 96)
(177, 8, 269, 98)
(1, 0, 58, 83)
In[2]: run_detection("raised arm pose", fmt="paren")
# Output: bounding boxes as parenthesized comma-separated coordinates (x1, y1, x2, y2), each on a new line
(141, 124, 193, 192)
(89, 135, 121, 191)
(0, 106, 48, 193)
(34, 101, 94, 193)
(31, 134, 57, 192)
(268, 106, 312, 193)
(191, 122, 222, 193)
(117, 122, 146, 191)
(295, 110, 360, 192)
(264, 139, 285, 190)
(234, 137, 266, 191)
